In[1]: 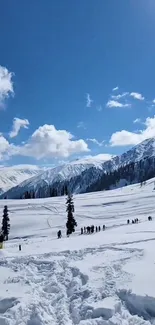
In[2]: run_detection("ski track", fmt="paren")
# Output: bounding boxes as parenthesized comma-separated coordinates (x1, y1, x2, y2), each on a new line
(1, 180, 155, 324)
(0, 245, 154, 325)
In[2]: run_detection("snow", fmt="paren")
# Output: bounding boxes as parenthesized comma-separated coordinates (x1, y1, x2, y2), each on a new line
(4, 136, 155, 200)
(0, 178, 155, 324)
(0, 165, 43, 194)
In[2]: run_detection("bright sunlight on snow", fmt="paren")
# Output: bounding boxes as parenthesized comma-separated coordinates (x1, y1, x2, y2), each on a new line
(0, 178, 155, 324)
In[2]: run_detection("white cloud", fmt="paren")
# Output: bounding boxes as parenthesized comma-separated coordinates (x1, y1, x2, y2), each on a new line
(152, 99, 155, 104)
(130, 92, 144, 100)
(106, 100, 130, 108)
(111, 92, 129, 100)
(77, 121, 86, 129)
(9, 118, 30, 138)
(0, 135, 18, 161)
(133, 118, 141, 124)
(80, 153, 114, 162)
(87, 138, 105, 147)
(109, 116, 155, 147)
(86, 93, 93, 108)
(0, 135, 10, 160)
(0, 65, 14, 108)
(19, 124, 90, 159)
(112, 86, 119, 91)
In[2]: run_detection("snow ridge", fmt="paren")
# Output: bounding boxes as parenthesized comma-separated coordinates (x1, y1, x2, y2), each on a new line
(0, 165, 43, 195)
(2, 137, 155, 199)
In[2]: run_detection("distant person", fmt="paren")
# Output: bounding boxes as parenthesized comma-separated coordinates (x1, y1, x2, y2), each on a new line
(99, 226, 101, 232)
(96, 226, 98, 232)
(103, 225, 105, 231)
(81, 228, 83, 235)
(91, 225, 94, 233)
(57, 230, 62, 239)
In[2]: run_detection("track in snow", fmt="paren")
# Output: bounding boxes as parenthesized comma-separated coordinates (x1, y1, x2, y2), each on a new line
(0, 245, 154, 325)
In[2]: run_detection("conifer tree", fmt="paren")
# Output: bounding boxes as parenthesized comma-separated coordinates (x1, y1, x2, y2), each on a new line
(66, 194, 77, 235)
(2, 205, 10, 240)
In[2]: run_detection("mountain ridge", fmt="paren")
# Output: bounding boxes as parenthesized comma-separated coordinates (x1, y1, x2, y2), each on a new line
(1, 137, 155, 199)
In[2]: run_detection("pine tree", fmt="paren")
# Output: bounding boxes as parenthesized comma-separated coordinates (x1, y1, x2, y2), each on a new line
(66, 194, 77, 235)
(64, 185, 68, 196)
(2, 205, 10, 241)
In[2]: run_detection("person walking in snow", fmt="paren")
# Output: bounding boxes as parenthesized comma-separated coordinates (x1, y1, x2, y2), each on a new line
(81, 228, 83, 235)
(57, 230, 62, 239)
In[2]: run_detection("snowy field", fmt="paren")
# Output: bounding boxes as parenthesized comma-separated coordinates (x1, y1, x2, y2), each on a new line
(0, 179, 155, 324)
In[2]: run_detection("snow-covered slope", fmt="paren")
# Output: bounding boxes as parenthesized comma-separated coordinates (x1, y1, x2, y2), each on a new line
(0, 165, 43, 195)
(2, 137, 155, 199)
(0, 178, 155, 324)
(1, 156, 108, 199)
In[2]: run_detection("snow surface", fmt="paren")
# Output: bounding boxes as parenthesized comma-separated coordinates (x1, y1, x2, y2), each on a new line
(0, 165, 43, 194)
(0, 178, 155, 324)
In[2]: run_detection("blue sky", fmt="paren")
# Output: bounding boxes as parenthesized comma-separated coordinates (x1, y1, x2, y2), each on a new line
(1, 0, 155, 166)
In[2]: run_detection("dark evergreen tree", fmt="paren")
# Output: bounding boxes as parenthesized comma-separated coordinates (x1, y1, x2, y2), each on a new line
(61, 186, 65, 196)
(64, 185, 68, 196)
(2, 205, 10, 240)
(66, 194, 77, 235)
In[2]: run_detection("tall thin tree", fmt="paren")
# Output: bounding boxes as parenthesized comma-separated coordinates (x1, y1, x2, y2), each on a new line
(66, 194, 77, 235)
(2, 205, 10, 241)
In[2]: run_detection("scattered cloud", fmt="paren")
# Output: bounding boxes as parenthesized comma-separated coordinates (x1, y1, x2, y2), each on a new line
(0, 65, 14, 109)
(130, 92, 144, 101)
(0, 135, 10, 160)
(111, 92, 129, 100)
(80, 153, 115, 162)
(0, 124, 90, 161)
(77, 121, 86, 129)
(19, 124, 90, 159)
(109, 116, 155, 147)
(0, 134, 17, 161)
(87, 138, 105, 147)
(106, 100, 130, 108)
(86, 93, 93, 108)
(9, 118, 30, 138)
(112, 86, 119, 91)
(153, 99, 155, 104)
(133, 118, 141, 124)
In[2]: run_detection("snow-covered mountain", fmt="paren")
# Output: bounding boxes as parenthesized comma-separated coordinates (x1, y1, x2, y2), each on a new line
(2, 137, 155, 199)
(1, 155, 110, 199)
(102, 137, 155, 172)
(0, 165, 43, 195)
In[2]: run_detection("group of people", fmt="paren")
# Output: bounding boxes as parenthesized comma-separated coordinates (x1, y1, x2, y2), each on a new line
(57, 224, 106, 238)
(127, 218, 139, 224)
(127, 216, 153, 224)
(81, 225, 106, 235)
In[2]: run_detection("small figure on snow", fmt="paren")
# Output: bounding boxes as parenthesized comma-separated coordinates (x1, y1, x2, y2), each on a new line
(99, 226, 101, 232)
(81, 228, 83, 235)
(127, 219, 130, 224)
(91, 225, 94, 233)
(148, 216, 152, 221)
(96, 226, 98, 232)
(103, 225, 105, 231)
(57, 230, 62, 239)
